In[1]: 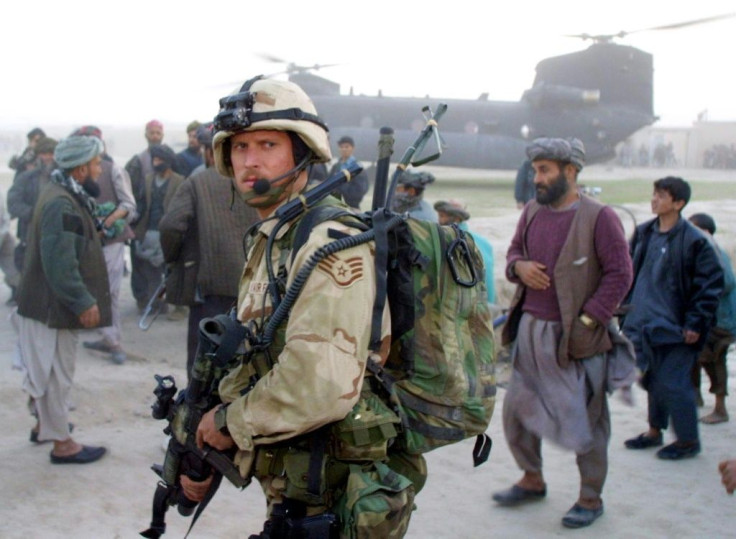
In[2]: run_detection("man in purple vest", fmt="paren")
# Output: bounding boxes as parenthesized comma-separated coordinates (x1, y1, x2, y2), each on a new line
(494, 138, 633, 528)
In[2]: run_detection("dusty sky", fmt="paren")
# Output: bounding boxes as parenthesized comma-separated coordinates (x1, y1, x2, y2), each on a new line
(2, 0, 734, 129)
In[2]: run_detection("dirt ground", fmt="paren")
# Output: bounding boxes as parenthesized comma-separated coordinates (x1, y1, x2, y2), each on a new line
(1, 166, 735, 538)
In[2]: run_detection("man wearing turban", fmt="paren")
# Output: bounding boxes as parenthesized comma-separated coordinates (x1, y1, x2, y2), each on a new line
(15, 136, 111, 465)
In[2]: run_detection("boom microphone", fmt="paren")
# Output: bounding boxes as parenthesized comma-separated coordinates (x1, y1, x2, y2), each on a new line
(252, 178, 272, 195)
(250, 153, 313, 195)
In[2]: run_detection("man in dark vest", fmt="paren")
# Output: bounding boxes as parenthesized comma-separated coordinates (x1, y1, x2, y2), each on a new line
(493, 138, 633, 528)
(16, 136, 111, 465)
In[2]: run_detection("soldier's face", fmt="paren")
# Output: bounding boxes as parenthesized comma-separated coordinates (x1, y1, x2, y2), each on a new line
(230, 130, 304, 211)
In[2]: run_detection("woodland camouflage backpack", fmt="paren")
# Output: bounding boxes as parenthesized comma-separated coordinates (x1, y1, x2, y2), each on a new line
(284, 204, 496, 465)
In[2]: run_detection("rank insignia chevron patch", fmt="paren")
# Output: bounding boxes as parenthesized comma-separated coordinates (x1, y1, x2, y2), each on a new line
(317, 254, 364, 287)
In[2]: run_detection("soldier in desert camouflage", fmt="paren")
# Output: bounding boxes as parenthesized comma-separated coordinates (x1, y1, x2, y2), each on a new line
(179, 76, 420, 538)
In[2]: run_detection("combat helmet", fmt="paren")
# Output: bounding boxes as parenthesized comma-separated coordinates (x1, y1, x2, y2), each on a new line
(212, 76, 331, 179)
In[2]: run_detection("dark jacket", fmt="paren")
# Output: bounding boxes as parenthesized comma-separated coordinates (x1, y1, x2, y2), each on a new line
(624, 216, 724, 345)
(17, 181, 111, 329)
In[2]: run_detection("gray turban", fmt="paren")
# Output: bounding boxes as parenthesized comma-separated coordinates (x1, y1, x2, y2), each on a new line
(54, 136, 104, 170)
(526, 137, 585, 171)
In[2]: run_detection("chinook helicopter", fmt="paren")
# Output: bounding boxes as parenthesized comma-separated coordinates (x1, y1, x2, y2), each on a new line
(255, 13, 733, 170)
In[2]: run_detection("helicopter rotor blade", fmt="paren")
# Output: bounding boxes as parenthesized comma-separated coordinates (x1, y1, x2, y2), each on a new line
(256, 52, 289, 64)
(566, 12, 735, 43)
(626, 12, 735, 34)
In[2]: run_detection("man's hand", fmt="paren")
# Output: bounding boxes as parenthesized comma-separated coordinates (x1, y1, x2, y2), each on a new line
(719, 460, 736, 494)
(180, 474, 213, 503)
(683, 329, 700, 344)
(515, 260, 551, 290)
(79, 305, 100, 328)
(195, 407, 235, 451)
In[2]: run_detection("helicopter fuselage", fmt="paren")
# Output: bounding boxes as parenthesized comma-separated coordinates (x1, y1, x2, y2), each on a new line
(290, 42, 656, 169)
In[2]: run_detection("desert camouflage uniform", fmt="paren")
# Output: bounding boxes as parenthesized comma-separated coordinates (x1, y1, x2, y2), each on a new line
(218, 204, 394, 517)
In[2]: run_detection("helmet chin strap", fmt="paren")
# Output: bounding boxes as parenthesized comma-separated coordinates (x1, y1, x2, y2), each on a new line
(234, 153, 312, 208)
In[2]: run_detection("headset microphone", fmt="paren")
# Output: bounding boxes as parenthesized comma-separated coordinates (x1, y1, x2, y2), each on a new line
(252, 178, 272, 195)
(249, 153, 313, 196)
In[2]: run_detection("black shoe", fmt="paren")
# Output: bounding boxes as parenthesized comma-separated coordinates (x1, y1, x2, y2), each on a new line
(656, 441, 701, 460)
(561, 502, 604, 528)
(83, 340, 113, 353)
(30, 423, 74, 444)
(50, 445, 106, 465)
(624, 432, 663, 449)
(492, 484, 547, 506)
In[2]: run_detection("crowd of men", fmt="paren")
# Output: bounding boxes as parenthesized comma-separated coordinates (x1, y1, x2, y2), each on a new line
(3, 74, 735, 535)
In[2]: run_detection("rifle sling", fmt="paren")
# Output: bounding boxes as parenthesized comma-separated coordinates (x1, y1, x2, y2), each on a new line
(184, 471, 225, 539)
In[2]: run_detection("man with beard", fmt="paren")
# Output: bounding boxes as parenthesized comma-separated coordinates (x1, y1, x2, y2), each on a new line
(15, 136, 110, 464)
(493, 138, 633, 528)
(7, 136, 58, 273)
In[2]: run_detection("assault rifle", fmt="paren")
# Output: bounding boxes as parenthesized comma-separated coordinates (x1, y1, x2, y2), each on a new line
(140, 312, 250, 538)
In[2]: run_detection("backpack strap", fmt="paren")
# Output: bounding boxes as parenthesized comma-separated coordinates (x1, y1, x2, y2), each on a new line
(289, 204, 363, 264)
(369, 210, 391, 353)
